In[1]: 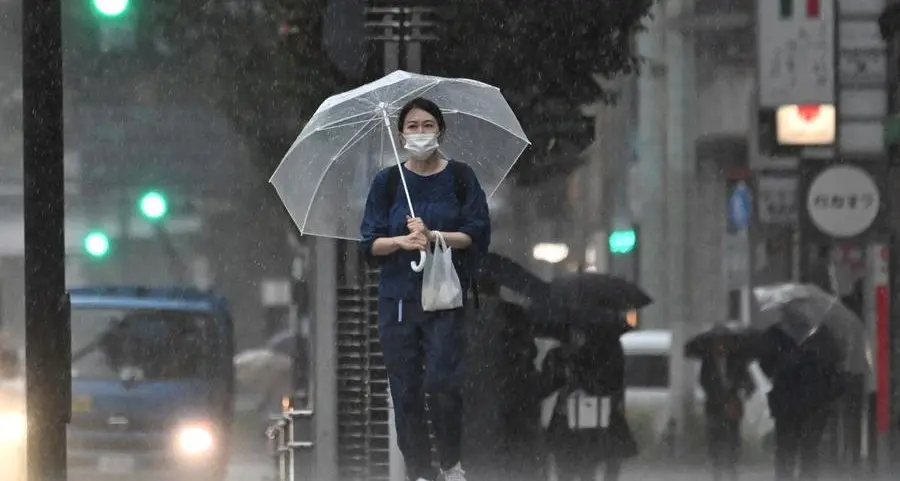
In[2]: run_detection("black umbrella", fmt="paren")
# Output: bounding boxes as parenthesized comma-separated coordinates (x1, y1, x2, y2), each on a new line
(684, 323, 761, 359)
(476, 252, 550, 301)
(547, 272, 652, 311)
(528, 299, 634, 339)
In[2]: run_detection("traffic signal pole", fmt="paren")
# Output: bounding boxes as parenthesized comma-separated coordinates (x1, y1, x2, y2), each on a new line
(23, 2, 71, 481)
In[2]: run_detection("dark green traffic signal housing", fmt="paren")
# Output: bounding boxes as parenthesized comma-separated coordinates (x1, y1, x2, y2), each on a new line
(609, 229, 636, 255)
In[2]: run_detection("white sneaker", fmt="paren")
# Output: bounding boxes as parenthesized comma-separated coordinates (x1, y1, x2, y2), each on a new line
(415, 478, 432, 481)
(441, 462, 467, 481)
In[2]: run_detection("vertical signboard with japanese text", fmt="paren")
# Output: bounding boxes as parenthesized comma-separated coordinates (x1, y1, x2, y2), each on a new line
(757, 0, 837, 152)
(758, 0, 836, 107)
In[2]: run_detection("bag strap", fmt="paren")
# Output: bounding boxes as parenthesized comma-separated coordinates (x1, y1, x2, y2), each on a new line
(433, 231, 448, 251)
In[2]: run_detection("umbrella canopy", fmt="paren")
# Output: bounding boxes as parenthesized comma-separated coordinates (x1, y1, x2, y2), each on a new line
(234, 348, 293, 392)
(548, 273, 652, 311)
(476, 252, 551, 301)
(270, 70, 530, 243)
(684, 323, 761, 359)
(528, 272, 651, 318)
(531, 310, 633, 340)
(753, 283, 870, 375)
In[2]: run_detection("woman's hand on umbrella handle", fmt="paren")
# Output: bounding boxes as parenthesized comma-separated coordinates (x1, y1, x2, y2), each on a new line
(393, 232, 427, 271)
(411, 251, 426, 272)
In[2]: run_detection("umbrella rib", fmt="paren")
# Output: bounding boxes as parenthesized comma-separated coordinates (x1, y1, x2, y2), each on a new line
(274, 116, 379, 184)
(285, 113, 384, 165)
(314, 111, 382, 132)
(483, 142, 530, 200)
(387, 80, 442, 108)
(332, 118, 381, 160)
(299, 114, 382, 231)
(442, 110, 531, 143)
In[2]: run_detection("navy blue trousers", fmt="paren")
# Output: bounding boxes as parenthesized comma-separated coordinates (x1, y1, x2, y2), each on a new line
(378, 298, 466, 481)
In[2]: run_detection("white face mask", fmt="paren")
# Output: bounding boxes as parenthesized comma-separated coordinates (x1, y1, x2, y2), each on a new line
(403, 133, 439, 161)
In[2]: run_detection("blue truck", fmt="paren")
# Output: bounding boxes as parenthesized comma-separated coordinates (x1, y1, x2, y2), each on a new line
(66, 286, 235, 481)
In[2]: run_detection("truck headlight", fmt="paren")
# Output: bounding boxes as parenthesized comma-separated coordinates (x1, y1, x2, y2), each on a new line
(0, 412, 26, 444)
(176, 423, 214, 455)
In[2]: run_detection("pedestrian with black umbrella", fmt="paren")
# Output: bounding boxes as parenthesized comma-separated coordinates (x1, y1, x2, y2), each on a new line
(538, 314, 639, 481)
(686, 324, 758, 481)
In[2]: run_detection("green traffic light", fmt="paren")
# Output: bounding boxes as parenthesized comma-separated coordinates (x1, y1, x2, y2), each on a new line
(609, 229, 636, 255)
(139, 191, 168, 220)
(92, 0, 129, 17)
(84, 231, 111, 258)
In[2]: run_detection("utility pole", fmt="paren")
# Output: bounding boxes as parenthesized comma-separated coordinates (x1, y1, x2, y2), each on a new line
(22, 2, 71, 481)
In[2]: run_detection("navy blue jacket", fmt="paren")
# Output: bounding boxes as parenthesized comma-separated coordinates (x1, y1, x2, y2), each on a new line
(758, 326, 845, 418)
(360, 161, 491, 300)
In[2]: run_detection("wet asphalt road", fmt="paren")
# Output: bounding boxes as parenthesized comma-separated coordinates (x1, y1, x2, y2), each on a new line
(224, 461, 888, 481)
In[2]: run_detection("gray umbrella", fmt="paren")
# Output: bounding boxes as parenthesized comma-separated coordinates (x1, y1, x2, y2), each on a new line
(753, 283, 870, 375)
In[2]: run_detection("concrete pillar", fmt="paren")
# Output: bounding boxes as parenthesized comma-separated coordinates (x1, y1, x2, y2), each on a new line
(664, 0, 698, 456)
(635, 3, 668, 329)
(312, 237, 338, 481)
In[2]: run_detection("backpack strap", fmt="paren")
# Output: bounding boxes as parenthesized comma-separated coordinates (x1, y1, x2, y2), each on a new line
(448, 160, 469, 206)
(385, 165, 399, 207)
(447, 161, 481, 308)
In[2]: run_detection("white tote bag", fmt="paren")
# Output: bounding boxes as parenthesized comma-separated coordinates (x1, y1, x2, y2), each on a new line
(566, 390, 612, 430)
(421, 231, 464, 312)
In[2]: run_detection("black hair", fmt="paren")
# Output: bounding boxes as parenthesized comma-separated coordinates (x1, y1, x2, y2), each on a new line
(397, 97, 446, 132)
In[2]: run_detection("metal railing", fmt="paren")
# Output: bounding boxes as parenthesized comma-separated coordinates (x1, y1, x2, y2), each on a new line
(266, 404, 314, 481)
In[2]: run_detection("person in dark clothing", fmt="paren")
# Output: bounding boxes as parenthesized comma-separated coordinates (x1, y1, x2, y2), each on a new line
(540, 324, 638, 481)
(838, 282, 865, 474)
(699, 342, 755, 481)
(360, 98, 491, 481)
(758, 323, 845, 481)
(498, 305, 545, 481)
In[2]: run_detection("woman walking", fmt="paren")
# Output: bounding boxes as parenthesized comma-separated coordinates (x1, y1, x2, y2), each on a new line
(360, 97, 491, 481)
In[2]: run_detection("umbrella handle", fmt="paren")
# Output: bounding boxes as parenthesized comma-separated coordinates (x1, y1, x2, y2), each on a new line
(411, 251, 426, 272)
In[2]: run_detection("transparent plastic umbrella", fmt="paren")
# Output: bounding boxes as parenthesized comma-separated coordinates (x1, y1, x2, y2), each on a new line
(270, 70, 530, 271)
(752, 283, 870, 375)
(233, 348, 292, 392)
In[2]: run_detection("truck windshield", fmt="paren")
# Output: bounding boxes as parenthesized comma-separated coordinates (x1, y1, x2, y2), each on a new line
(71, 307, 219, 382)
